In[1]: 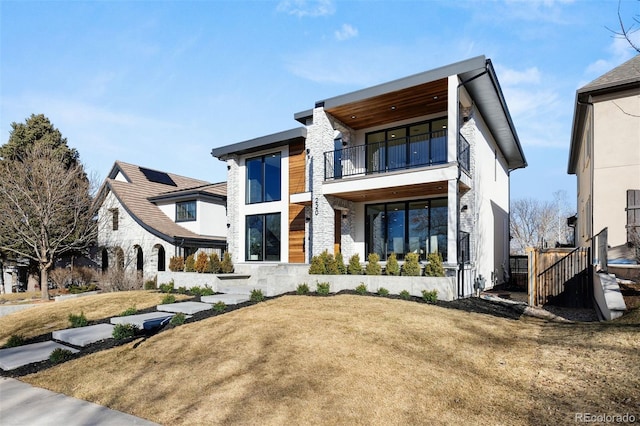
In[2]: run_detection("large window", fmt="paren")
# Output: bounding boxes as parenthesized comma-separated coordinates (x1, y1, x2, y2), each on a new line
(176, 200, 197, 222)
(366, 198, 447, 261)
(246, 213, 281, 261)
(366, 118, 447, 174)
(246, 153, 281, 204)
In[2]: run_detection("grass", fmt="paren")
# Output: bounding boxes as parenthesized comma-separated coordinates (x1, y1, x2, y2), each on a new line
(0, 291, 190, 346)
(16, 295, 640, 425)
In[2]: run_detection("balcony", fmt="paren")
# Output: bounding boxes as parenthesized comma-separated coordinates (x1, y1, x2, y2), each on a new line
(324, 130, 447, 180)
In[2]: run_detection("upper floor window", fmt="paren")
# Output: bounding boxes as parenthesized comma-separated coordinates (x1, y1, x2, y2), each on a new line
(246, 153, 281, 204)
(176, 200, 197, 222)
(109, 208, 119, 231)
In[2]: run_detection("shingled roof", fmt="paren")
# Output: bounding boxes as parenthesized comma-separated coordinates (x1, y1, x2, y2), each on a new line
(98, 161, 227, 245)
(579, 54, 640, 94)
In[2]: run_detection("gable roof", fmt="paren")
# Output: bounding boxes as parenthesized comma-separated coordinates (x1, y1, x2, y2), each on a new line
(568, 55, 640, 174)
(98, 161, 227, 245)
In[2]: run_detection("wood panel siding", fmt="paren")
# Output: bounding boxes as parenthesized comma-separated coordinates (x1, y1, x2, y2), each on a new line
(289, 141, 307, 263)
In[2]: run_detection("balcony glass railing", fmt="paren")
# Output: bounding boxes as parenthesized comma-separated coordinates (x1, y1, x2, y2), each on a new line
(324, 130, 447, 180)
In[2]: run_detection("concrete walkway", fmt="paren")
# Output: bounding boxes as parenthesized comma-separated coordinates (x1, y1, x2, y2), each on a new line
(0, 377, 159, 425)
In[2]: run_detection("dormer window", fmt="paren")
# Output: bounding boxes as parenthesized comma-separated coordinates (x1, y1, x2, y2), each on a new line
(176, 200, 197, 222)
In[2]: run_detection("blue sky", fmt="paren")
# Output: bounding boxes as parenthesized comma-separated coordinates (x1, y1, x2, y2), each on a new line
(1, 0, 639, 206)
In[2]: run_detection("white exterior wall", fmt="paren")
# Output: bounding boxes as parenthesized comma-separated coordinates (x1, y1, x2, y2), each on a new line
(592, 90, 640, 247)
(575, 107, 593, 247)
(98, 191, 171, 279)
(469, 110, 511, 286)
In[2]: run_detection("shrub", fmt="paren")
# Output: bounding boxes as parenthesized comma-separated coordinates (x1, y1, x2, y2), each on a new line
(176, 286, 188, 294)
(213, 301, 226, 313)
(323, 251, 340, 275)
(309, 255, 326, 275)
(385, 252, 400, 276)
(347, 254, 362, 275)
(402, 253, 421, 276)
(424, 252, 445, 277)
(169, 312, 186, 326)
(159, 280, 174, 293)
(355, 283, 368, 295)
(296, 283, 310, 295)
(144, 279, 156, 290)
(3, 334, 25, 348)
(184, 254, 196, 272)
(220, 252, 234, 273)
(69, 283, 98, 294)
(161, 294, 176, 304)
(365, 253, 382, 276)
(195, 251, 209, 273)
(207, 253, 221, 273)
(49, 348, 74, 364)
(399, 290, 411, 300)
(169, 256, 184, 272)
(377, 287, 389, 296)
(250, 288, 265, 303)
(68, 312, 88, 328)
(422, 289, 438, 303)
(316, 282, 330, 296)
(112, 323, 138, 340)
(202, 285, 215, 296)
(119, 306, 137, 316)
(190, 286, 203, 297)
(335, 252, 346, 275)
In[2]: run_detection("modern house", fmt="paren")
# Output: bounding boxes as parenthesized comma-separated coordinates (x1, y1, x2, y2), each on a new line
(211, 56, 526, 296)
(96, 161, 227, 280)
(568, 55, 640, 253)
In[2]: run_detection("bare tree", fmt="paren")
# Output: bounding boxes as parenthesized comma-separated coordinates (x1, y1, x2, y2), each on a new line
(0, 143, 96, 299)
(608, 0, 640, 53)
(510, 198, 559, 255)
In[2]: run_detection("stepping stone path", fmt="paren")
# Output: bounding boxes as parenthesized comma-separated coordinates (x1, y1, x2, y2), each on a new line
(0, 291, 251, 371)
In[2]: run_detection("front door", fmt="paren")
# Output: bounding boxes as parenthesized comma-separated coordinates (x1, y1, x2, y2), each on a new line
(334, 210, 342, 254)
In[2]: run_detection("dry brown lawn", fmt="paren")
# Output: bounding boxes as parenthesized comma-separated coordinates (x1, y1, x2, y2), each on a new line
(18, 294, 640, 425)
(0, 291, 190, 345)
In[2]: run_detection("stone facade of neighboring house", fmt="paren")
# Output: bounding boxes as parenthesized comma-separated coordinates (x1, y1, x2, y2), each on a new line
(568, 55, 640, 251)
(96, 161, 227, 281)
(211, 56, 527, 297)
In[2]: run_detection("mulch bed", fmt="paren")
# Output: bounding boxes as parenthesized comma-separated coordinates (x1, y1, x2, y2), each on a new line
(0, 291, 528, 378)
(619, 281, 640, 310)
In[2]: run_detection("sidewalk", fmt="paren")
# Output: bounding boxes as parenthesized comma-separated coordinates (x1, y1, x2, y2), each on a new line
(0, 377, 159, 426)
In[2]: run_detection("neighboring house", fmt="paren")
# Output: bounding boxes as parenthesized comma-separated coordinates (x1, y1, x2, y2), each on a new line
(96, 161, 227, 279)
(568, 55, 640, 252)
(211, 56, 526, 296)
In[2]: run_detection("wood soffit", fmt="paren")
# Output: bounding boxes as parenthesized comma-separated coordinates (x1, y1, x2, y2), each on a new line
(325, 79, 448, 130)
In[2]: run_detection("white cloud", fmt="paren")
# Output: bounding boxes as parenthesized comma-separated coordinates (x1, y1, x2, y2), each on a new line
(335, 24, 358, 41)
(276, 0, 335, 18)
(497, 67, 542, 86)
(585, 33, 640, 79)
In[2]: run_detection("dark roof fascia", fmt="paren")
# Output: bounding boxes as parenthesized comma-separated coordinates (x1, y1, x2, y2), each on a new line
(148, 190, 226, 204)
(173, 236, 227, 248)
(211, 127, 307, 160)
(107, 162, 131, 182)
(567, 79, 640, 174)
(455, 59, 526, 170)
(294, 55, 488, 124)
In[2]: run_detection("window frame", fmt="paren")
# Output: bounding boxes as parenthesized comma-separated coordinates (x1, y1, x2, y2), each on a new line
(245, 213, 281, 262)
(176, 200, 197, 222)
(245, 152, 282, 204)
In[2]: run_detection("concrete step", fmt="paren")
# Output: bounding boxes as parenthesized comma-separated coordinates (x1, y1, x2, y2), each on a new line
(110, 312, 175, 330)
(201, 294, 250, 304)
(217, 284, 267, 296)
(0, 341, 80, 371)
(156, 301, 212, 315)
(52, 324, 115, 347)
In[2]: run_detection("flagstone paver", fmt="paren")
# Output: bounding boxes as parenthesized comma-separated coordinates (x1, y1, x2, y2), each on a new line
(0, 341, 79, 371)
(156, 301, 213, 314)
(201, 294, 250, 304)
(52, 324, 115, 347)
(110, 312, 175, 330)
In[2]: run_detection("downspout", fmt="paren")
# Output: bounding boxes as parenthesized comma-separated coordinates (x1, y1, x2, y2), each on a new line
(576, 96, 594, 255)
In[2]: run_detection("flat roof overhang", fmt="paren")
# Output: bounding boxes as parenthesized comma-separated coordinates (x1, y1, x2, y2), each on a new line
(295, 55, 526, 171)
(211, 127, 307, 160)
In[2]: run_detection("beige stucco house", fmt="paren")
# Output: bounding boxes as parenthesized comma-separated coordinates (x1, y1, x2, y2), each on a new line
(96, 161, 227, 280)
(568, 55, 640, 251)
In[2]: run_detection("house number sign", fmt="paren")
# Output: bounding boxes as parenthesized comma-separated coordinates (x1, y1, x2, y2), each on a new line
(314, 197, 319, 216)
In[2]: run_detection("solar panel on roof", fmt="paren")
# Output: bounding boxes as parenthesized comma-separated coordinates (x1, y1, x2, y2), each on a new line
(139, 167, 177, 186)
